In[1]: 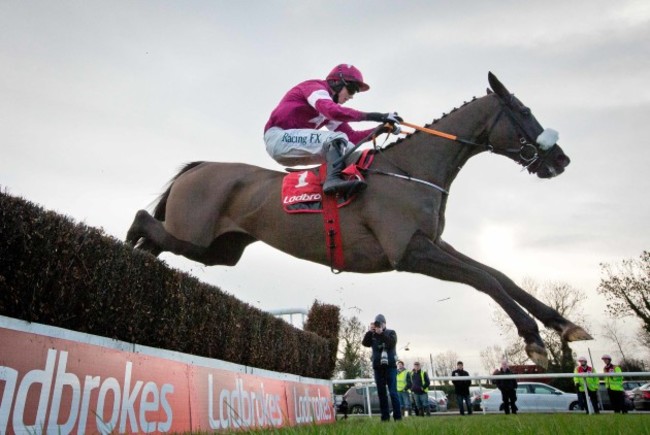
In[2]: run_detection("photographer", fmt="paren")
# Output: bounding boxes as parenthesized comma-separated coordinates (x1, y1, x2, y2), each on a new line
(362, 314, 402, 421)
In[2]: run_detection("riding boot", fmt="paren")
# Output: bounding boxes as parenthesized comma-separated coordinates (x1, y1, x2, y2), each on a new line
(322, 139, 367, 196)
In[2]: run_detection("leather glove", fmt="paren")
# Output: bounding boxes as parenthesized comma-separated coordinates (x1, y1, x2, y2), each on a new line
(365, 112, 403, 124)
(385, 112, 403, 124)
(384, 122, 401, 135)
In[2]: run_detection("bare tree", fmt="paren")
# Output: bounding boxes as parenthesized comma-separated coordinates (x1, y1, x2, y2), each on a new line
(480, 344, 505, 374)
(433, 350, 460, 382)
(491, 303, 531, 365)
(539, 282, 588, 373)
(601, 319, 630, 361)
(598, 251, 650, 336)
(503, 341, 531, 366)
(639, 327, 650, 350)
(491, 279, 588, 371)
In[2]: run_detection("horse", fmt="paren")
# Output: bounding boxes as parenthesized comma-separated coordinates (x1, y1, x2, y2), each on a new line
(126, 72, 591, 366)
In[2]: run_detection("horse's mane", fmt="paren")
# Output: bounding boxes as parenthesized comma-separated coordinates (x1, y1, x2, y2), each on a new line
(381, 96, 480, 151)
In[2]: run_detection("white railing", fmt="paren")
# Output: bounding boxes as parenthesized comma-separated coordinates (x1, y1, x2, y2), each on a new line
(332, 371, 650, 417)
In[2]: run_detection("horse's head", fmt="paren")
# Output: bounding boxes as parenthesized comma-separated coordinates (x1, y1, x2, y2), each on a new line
(487, 72, 570, 179)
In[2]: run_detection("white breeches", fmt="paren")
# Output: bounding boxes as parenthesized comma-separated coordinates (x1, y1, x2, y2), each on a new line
(264, 127, 352, 166)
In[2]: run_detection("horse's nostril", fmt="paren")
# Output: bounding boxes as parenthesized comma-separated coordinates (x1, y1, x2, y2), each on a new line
(557, 154, 570, 168)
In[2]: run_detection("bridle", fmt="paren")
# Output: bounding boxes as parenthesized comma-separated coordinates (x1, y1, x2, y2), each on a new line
(401, 93, 550, 168)
(491, 94, 550, 172)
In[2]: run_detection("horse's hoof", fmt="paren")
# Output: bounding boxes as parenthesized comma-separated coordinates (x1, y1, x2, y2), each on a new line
(525, 343, 548, 368)
(562, 324, 593, 342)
(125, 233, 139, 247)
(125, 209, 150, 246)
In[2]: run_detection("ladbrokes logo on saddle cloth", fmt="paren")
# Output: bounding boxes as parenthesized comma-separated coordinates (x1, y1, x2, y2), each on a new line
(281, 150, 375, 213)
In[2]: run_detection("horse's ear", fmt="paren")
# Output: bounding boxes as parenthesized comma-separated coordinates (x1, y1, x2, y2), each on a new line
(488, 72, 510, 98)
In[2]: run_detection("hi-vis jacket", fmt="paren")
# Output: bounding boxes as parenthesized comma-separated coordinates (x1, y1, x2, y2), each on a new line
(603, 364, 624, 391)
(396, 369, 412, 392)
(573, 365, 599, 392)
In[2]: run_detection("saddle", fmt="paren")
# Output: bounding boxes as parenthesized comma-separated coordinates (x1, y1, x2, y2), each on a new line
(281, 149, 375, 213)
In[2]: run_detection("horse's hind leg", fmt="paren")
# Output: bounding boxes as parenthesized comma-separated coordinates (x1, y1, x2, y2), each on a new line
(397, 231, 548, 367)
(126, 210, 158, 249)
(438, 240, 592, 342)
(126, 209, 209, 262)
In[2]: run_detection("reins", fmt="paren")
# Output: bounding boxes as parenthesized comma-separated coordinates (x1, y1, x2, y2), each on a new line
(365, 117, 498, 195)
(400, 121, 489, 149)
(342, 95, 542, 192)
(364, 168, 449, 194)
(398, 97, 543, 173)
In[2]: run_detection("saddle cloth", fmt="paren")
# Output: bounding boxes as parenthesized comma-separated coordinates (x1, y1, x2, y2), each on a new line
(281, 150, 375, 213)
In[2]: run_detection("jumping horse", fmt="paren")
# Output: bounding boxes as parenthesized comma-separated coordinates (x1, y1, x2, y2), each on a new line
(127, 72, 591, 366)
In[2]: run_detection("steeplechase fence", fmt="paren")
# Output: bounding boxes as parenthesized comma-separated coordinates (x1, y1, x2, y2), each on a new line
(0, 192, 340, 433)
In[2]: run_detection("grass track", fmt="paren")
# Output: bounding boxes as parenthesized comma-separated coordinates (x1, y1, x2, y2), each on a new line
(240, 413, 650, 434)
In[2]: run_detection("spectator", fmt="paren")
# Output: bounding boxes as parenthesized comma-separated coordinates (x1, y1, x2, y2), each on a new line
(396, 360, 412, 416)
(411, 362, 431, 416)
(573, 356, 600, 414)
(452, 361, 472, 415)
(493, 360, 518, 415)
(362, 314, 402, 421)
(338, 397, 348, 420)
(602, 354, 627, 414)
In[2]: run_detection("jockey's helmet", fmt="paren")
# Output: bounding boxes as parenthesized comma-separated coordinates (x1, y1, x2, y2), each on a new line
(326, 64, 370, 92)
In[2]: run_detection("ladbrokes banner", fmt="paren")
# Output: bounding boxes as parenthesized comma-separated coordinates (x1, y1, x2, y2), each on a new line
(0, 316, 334, 434)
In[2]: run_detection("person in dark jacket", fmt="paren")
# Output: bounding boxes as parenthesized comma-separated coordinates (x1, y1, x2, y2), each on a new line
(410, 362, 431, 416)
(338, 398, 348, 420)
(362, 314, 401, 421)
(493, 360, 518, 414)
(451, 361, 472, 415)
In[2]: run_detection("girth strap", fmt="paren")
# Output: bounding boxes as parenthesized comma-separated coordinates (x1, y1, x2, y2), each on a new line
(319, 163, 345, 272)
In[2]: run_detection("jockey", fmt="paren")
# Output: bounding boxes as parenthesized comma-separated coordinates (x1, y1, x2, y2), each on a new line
(264, 64, 402, 195)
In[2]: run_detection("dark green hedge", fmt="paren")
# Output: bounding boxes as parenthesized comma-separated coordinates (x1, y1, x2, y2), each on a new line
(0, 191, 339, 379)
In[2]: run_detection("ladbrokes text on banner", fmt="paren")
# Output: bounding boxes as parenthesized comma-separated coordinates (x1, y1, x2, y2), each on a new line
(0, 316, 335, 434)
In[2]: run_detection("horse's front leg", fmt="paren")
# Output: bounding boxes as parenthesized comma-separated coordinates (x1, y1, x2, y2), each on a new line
(438, 240, 592, 343)
(396, 231, 548, 367)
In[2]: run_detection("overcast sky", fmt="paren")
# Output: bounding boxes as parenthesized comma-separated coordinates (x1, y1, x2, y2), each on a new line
(2, 1, 649, 374)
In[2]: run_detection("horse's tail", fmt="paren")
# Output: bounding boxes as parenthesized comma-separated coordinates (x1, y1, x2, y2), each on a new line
(151, 161, 205, 221)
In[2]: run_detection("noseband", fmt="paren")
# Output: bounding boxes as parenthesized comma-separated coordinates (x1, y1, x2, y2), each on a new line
(485, 95, 553, 172)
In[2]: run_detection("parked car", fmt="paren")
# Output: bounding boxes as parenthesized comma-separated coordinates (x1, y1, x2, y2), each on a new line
(469, 386, 485, 411)
(597, 382, 634, 411)
(343, 385, 387, 414)
(632, 383, 650, 411)
(481, 382, 580, 412)
(342, 385, 403, 414)
(622, 380, 650, 405)
(427, 389, 449, 412)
